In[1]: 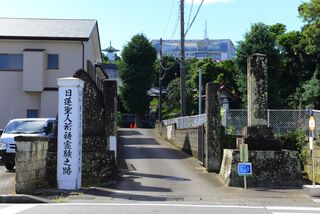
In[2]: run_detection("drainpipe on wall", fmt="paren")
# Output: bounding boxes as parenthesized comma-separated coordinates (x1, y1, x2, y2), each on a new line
(81, 41, 84, 69)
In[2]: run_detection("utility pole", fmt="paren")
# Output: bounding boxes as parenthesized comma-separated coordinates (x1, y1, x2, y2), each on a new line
(180, 0, 186, 116)
(158, 38, 163, 122)
(199, 68, 202, 114)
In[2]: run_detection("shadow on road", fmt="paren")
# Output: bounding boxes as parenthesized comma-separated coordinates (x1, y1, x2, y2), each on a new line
(118, 130, 142, 136)
(121, 138, 160, 146)
(120, 146, 188, 159)
(124, 171, 191, 182)
(83, 187, 177, 201)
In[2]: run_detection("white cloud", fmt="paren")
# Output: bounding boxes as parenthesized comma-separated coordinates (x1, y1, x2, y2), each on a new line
(185, 0, 234, 4)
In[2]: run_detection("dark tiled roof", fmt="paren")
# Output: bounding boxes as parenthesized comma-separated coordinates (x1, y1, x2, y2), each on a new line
(101, 63, 118, 70)
(0, 18, 96, 41)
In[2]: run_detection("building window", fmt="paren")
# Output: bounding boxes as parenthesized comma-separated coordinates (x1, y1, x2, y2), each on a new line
(0, 54, 23, 70)
(48, 54, 59, 69)
(27, 109, 38, 118)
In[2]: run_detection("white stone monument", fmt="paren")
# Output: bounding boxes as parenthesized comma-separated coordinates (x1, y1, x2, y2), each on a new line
(57, 77, 84, 190)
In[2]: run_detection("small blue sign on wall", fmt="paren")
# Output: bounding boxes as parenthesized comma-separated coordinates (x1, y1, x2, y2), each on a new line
(238, 162, 252, 176)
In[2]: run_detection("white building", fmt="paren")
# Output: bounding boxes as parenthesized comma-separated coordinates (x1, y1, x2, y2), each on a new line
(151, 38, 235, 61)
(0, 18, 105, 128)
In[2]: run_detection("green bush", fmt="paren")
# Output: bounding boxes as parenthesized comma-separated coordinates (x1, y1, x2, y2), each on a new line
(117, 112, 122, 127)
(277, 129, 307, 164)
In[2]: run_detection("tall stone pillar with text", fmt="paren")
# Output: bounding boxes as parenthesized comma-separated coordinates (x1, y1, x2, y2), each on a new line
(237, 54, 281, 150)
(57, 77, 84, 190)
(205, 82, 222, 172)
(219, 54, 302, 187)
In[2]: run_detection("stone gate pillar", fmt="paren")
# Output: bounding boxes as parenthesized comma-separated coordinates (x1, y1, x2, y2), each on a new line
(57, 77, 84, 190)
(205, 82, 222, 172)
(102, 80, 118, 161)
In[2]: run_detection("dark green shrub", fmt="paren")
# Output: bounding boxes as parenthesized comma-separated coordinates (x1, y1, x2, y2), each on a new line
(278, 129, 307, 164)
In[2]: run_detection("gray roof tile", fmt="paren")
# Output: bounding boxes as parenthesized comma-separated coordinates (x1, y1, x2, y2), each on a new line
(0, 18, 96, 40)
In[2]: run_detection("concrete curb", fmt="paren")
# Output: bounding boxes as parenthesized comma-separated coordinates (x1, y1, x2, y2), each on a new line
(0, 194, 48, 203)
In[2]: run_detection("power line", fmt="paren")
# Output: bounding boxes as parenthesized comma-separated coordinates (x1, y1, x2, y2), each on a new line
(186, 0, 194, 32)
(170, 10, 180, 39)
(185, 0, 204, 37)
(161, 0, 177, 38)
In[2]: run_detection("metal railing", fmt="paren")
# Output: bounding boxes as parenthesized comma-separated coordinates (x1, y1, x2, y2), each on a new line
(162, 114, 206, 129)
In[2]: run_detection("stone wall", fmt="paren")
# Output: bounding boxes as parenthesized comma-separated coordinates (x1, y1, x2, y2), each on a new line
(220, 149, 303, 187)
(15, 136, 50, 194)
(73, 69, 118, 185)
(15, 69, 118, 193)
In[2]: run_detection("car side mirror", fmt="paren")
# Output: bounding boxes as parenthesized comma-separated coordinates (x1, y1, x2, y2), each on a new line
(43, 127, 49, 134)
(0, 129, 2, 136)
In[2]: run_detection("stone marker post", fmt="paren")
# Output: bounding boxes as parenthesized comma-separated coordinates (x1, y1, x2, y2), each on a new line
(57, 77, 84, 190)
(205, 82, 221, 172)
(238, 53, 281, 150)
(247, 53, 268, 127)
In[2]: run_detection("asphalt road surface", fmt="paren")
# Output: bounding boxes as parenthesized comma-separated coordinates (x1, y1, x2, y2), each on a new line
(1, 203, 320, 214)
(82, 128, 319, 206)
(0, 128, 320, 214)
(0, 162, 15, 195)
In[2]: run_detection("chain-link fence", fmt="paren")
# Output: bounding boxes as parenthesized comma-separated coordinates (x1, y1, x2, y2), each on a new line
(163, 109, 320, 137)
(223, 109, 314, 136)
(312, 110, 320, 137)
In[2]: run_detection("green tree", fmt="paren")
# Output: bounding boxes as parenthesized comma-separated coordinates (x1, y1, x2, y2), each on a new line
(298, 0, 320, 55)
(119, 34, 157, 119)
(153, 56, 180, 88)
(301, 70, 320, 108)
(235, 23, 282, 108)
(191, 58, 237, 94)
(162, 77, 196, 117)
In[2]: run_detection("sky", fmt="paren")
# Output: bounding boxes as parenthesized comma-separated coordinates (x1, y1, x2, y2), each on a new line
(0, 0, 308, 54)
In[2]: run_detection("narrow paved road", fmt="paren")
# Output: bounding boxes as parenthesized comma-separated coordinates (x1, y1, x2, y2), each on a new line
(111, 128, 226, 202)
(0, 162, 15, 194)
(96, 128, 317, 207)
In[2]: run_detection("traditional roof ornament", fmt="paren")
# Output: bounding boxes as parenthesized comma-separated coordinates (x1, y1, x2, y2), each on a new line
(102, 41, 119, 53)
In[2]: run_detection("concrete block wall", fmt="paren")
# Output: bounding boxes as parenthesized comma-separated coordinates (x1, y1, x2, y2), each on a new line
(155, 122, 199, 158)
(15, 136, 49, 194)
(173, 128, 199, 158)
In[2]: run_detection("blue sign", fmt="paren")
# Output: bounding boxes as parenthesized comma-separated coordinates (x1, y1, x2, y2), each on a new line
(238, 162, 252, 176)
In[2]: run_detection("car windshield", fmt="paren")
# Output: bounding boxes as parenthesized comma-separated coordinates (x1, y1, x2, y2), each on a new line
(4, 120, 47, 134)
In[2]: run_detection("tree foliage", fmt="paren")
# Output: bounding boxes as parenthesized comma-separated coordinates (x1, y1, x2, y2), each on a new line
(299, 0, 320, 54)
(119, 34, 157, 115)
(162, 77, 196, 118)
(153, 56, 180, 88)
(235, 23, 282, 108)
(191, 58, 237, 95)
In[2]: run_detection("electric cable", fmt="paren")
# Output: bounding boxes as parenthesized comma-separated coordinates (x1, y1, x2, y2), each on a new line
(162, 0, 177, 38)
(185, 0, 204, 36)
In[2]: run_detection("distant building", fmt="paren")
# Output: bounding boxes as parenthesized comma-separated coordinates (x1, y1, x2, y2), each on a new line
(100, 63, 121, 92)
(102, 41, 119, 62)
(0, 18, 105, 128)
(151, 38, 235, 61)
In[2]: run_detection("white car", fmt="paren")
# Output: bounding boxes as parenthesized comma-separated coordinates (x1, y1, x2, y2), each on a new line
(0, 118, 55, 170)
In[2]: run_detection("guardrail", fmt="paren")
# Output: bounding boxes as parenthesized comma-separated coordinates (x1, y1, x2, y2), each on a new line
(162, 114, 205, 129)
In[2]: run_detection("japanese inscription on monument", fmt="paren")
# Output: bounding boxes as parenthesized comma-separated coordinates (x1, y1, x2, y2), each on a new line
(57, 78, 84, 190)
(63, 89, 73, 175)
